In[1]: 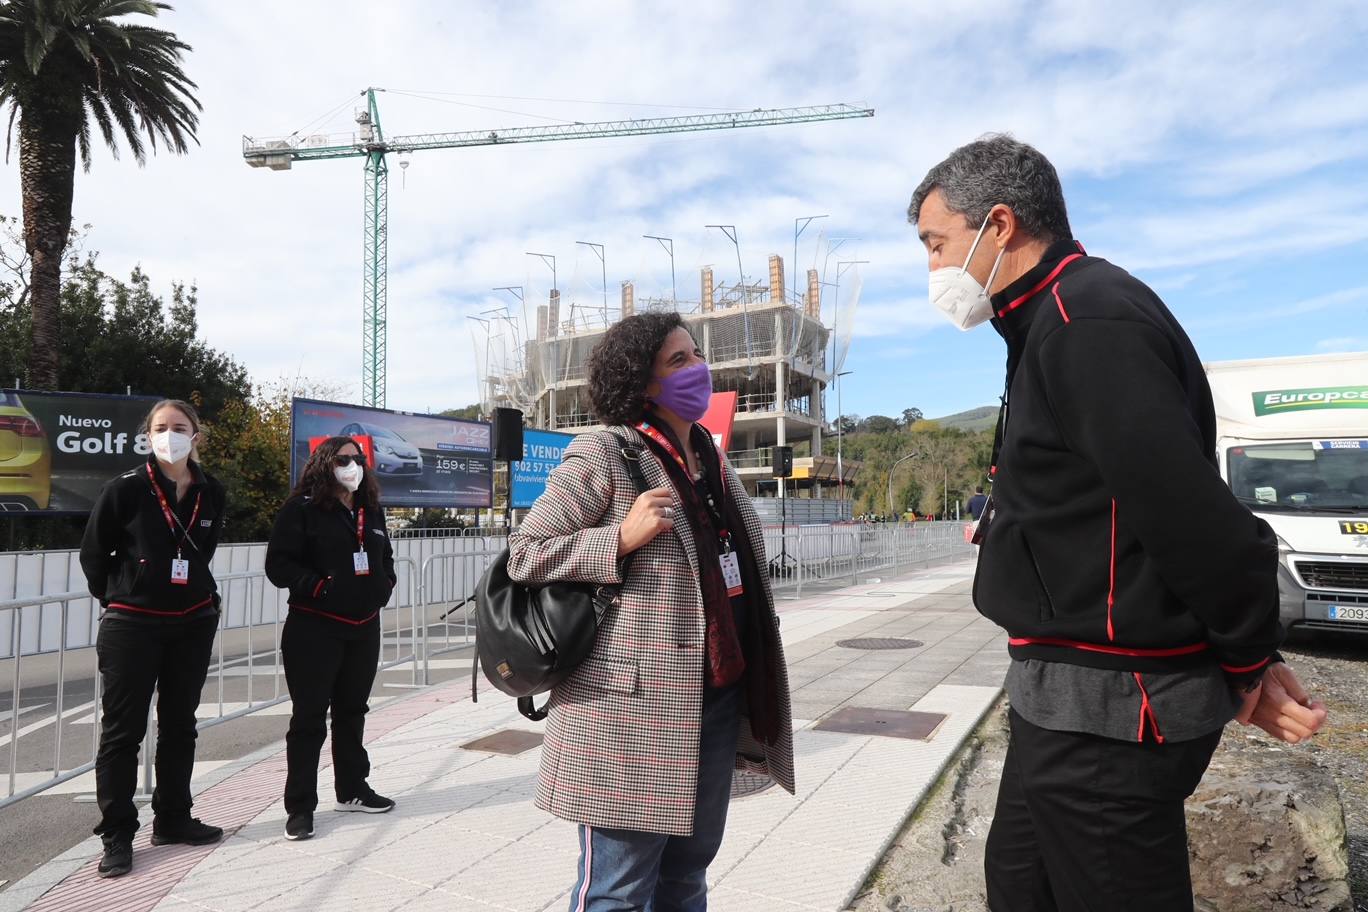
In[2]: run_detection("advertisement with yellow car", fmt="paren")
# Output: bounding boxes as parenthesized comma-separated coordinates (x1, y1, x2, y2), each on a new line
(0, 390, 159, 513)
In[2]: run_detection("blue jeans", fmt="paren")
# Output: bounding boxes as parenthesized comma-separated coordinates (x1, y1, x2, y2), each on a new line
(567, 684, 741, 912)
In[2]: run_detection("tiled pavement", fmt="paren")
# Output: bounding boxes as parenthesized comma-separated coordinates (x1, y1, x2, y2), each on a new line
(1, 557, 1008, 912)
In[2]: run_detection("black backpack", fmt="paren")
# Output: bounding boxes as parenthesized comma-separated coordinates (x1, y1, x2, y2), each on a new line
(471, 439, 650, 721)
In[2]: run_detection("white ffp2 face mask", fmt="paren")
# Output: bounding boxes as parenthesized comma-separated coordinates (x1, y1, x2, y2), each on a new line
(334, 463, 363, 492)
(151, 431, 194, 465)
(928, 215, 1006, 331)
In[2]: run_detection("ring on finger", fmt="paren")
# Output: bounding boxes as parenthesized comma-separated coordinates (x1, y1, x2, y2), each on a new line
(662, 506, 673, 518)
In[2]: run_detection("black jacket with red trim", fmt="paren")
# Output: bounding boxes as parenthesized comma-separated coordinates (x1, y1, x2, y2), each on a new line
(80, 458, 226, 621)
(265, 494, 396, 626)
(974, 239, 1283, 683)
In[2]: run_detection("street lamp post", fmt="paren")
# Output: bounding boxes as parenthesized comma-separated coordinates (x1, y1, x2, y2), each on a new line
(793, 215, 828, 306)
(643, 235, 676, 306)
(888, 451, 923, 517)
(834, 369, 853, 500)
(576, 241, 607, 324)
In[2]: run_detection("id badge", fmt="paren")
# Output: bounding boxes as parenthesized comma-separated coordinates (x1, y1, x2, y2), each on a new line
(719, 551, 744, 598)
(170, 558, 190, 585)
(353, 551, 371, 576)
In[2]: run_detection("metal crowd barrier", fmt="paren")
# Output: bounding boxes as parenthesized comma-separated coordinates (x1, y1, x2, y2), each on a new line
(1, 559, 423, 808)
(1, 523, 971, 807)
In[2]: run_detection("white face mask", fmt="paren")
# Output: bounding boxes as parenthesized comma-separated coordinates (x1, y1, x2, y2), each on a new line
(927, 215, 1006, 331)
(334, 462, 363, 493)
(151, 431, 194, 465)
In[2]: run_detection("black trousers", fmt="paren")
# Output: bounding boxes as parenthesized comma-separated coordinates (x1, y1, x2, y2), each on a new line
(93, 613, 218, 838)
(280, 614, 380, 815)
(985, 709, 1222, 912)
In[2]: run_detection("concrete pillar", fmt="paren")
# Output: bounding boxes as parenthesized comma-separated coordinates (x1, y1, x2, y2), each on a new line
(701, 267, 715, 313)
(549, 387, 557, 430)
(811, 378, 823, 457)
(536, 305, 548, 341)
(768, 254, 784, 303)
(806, 268, 821, 319)
(548, 289, 560, 337)
(621, 281, 635, 318)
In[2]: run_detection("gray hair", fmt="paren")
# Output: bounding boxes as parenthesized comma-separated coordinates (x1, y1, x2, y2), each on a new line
(907, 134, 1072, 243)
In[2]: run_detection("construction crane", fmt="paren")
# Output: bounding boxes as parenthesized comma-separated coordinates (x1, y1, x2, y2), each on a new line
(243, 88, 874, 407)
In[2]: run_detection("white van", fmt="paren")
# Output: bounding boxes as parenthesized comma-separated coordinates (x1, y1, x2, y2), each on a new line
(1206, 352, 1368, 633)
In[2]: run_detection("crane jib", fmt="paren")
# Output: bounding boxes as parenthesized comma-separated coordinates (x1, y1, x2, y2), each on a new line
(242, 98, 874, 408)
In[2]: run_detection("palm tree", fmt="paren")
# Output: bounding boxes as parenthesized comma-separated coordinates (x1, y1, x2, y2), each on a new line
(0, 0, 199, 389)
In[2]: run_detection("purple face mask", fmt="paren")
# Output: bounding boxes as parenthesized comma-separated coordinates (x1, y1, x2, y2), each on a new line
(652, 362, 713, 422)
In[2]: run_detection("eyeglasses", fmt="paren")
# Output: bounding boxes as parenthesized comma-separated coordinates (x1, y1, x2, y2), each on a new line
(332, 454, 367, 467)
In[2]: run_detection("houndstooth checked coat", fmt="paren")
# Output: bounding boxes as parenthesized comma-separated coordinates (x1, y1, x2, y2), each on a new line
(506, 426, 795, 836)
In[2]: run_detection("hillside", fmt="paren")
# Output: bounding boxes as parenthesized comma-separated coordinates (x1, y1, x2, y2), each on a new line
(930, 405, 998, 433)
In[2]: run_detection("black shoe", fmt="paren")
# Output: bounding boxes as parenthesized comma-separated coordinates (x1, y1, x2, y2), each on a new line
(149, 817, 224, 846)
(284, 811, 314, 841)
(334, 790, 395, 814)
(97, 835, 133, 878)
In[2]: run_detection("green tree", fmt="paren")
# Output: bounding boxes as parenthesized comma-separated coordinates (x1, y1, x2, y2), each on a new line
(862, 415, 899, 435)
(0, 244, 249, 411)
(901, 407, 923, 426)
(0, 0, 200, 389)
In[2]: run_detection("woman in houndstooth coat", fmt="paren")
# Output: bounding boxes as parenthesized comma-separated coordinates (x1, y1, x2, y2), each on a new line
(508, 312, 795, 911)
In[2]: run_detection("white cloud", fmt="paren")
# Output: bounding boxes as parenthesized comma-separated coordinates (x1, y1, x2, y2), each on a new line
(3, 0, 1366, 417)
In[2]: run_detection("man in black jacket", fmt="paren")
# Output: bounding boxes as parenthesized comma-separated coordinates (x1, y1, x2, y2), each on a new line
(907, 135, 1327, 910)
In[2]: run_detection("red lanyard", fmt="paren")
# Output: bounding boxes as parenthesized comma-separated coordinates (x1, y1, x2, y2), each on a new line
(636, 421, 731, 543)
(146, 463, 201, 558)
(354, 506, 366, 553)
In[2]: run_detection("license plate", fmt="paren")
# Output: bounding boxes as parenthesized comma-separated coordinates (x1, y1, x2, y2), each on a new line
(1327, 605, 1368, 622)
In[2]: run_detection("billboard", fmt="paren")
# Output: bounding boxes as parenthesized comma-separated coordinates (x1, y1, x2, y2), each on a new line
(290, 398, 493, 508)
(510, 429, 576, 509)
(0, 389, 161, 514)
(701, 391, 738, 453)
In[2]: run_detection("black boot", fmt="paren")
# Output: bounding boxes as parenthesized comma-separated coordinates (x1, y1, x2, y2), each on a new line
(150, 817, 224, 846)
(98, 834, 133, 878)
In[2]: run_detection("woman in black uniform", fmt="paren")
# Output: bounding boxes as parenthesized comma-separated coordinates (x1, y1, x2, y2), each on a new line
(265, 435, 397, 841)
(79, 399, 227, 878)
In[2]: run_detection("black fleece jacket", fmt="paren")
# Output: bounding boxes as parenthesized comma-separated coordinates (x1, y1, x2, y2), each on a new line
(79, 458, 225, 621)
(265, 494, 396, 627)
(973, 240, 1283, 682)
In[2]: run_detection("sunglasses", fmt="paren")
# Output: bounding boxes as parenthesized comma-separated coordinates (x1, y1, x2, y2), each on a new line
(332, 454, 367, 467)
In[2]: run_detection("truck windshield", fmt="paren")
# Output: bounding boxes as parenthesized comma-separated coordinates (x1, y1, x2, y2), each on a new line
(1228, 440, 1368, 512)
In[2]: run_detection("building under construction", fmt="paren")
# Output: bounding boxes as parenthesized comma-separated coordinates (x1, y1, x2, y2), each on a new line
(480, 254, 858, 512)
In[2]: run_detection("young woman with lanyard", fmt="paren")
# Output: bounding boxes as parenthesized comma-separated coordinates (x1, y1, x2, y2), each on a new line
(79, 399, 227, 878)
(265, 436, 397, 842)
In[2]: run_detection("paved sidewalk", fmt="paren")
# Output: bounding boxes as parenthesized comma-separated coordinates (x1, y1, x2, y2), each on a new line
(2, 558, 1006, 912)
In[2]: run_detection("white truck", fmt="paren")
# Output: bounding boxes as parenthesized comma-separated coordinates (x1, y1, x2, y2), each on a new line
(1206, 352, 1368, 633)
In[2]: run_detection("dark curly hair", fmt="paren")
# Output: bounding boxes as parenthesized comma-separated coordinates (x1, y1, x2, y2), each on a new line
(587, 312, 688, 426)
(289, 436, 382, 513)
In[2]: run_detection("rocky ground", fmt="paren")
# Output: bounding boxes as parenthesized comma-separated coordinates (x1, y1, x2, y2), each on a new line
(851, 632, 1368, 912)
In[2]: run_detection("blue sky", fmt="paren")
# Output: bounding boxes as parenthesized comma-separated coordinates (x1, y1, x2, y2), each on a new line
(3, 1, 1365, 421)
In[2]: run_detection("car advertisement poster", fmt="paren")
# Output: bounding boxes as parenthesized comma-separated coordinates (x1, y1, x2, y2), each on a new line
(290, 398, 494, 508)
(510, 429, 577, 509)
(0, 389, 161, 514)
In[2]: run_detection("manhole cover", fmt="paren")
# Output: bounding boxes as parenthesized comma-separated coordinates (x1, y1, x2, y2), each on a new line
(814, 707, 948, 741)
(459, 730, 545, 755)
(730, 770, 775, 800)
(835, 637, 924, 650)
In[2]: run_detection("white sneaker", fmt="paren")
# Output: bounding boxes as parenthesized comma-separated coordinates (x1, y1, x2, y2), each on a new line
(334, 791, 395, 814)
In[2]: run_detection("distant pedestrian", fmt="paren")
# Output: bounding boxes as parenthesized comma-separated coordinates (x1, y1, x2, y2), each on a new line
(508, 312, 794, 910)
(79, 399, 227, 878)
(909, 134, 1326, 910)
(265, 436, 397, 842)
(967, 486, 988, 520)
